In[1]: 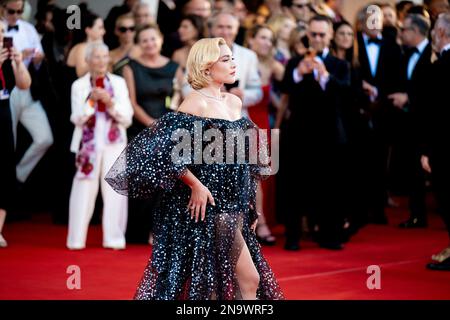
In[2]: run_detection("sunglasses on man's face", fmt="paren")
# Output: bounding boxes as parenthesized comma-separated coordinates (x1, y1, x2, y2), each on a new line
(399, 26, 414, 32)
(310, 32, 327, 38)
(118, 26, 136, 33)
(5, 7, 24, 15)
(292, 3, 310, 9)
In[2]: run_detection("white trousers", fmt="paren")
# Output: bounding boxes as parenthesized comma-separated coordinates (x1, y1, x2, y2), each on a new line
(66, 143, 128, 249)
(9, 88, 54, 182)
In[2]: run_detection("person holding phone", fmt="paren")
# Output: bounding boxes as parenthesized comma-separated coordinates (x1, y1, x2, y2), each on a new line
(2, 0, 54, 186)
(277, 15, 351, 251)
(0, 19, 31, 247)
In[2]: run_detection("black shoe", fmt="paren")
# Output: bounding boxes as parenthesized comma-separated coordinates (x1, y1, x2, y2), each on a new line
(319, 241, 344, 250)
(15, 179, 26, 193)
(284, 242, 300, 251)
(426, 258, 450, 271)
(398, 218, 427, 229)
(341, 223, 360, 243)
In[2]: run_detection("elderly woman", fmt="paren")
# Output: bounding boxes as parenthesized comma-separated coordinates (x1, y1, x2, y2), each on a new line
(66, 42, 134, 250)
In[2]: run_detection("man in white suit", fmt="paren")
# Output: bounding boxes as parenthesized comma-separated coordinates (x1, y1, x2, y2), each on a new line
(209, 11, 262, 116)
(67, 42, 133, 250)
(3, 0, 53, 183)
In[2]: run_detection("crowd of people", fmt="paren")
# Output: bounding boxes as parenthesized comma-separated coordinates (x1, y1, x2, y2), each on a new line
(0, 0, 450, 271)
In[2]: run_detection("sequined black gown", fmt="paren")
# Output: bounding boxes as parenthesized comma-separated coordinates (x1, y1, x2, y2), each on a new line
(105, 112, 284, 300)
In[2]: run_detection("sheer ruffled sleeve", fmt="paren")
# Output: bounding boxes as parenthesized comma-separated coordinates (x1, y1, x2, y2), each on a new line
(241, 119, 273, 223)
(105, 113, 193, 199)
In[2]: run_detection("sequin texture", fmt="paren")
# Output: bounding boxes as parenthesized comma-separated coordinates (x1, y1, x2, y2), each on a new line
(105, 112, 284, 300)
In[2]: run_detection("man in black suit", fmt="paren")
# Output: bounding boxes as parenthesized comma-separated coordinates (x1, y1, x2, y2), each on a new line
(356, 5, 404, 225)
(388, 14, 433, 228)
(422, 12, 450, 271)
(276, 15, 351, 251)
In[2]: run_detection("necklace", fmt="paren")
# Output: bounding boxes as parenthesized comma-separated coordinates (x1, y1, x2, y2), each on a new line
(196, 90, 225, 102)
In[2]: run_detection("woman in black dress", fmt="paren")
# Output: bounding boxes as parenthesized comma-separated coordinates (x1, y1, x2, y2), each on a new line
(0, 21, 32, 247)
(106, 38, 283, 300)
(123, 23, 183, 137)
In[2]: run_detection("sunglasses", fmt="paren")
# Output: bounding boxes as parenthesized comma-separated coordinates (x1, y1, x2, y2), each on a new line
(292, 3, 310, 9)
(118, 26, 136, 33)
(399, 26, 414, 32)
(5, 7, 24, 15)
(310, 32, 327, 38)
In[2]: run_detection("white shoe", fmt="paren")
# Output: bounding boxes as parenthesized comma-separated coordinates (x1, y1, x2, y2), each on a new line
(0, 234, 8, 248)
(67, 244, 85, 250)
(103, 245, 126, 250)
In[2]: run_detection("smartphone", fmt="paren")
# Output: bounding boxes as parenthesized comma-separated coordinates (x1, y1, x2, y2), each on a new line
(224, 80, 239, 91)
(3, 37, 13, 50)
(301, 35, 309, 49)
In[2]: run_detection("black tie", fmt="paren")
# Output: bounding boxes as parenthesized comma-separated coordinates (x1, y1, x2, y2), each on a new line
(7, 25, 19, 32)
(368, 38, 381, 45)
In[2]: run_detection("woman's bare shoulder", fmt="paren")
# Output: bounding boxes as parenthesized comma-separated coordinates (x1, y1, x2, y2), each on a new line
(67, 43, 85, 64)
(224, 93, 242, 113)
(177, 92, 208, 116)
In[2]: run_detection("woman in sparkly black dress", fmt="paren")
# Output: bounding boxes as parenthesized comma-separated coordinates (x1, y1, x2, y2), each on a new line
(106, 38, 284, 300)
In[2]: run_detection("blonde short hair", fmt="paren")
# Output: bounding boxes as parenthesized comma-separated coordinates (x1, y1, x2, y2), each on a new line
(186, 37, 227, 90)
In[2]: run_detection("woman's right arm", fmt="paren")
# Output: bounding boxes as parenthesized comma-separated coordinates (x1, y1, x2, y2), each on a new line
(75, 44, 89, 77)
(122, 64, 155, 126)
(9, 48, 31, 89)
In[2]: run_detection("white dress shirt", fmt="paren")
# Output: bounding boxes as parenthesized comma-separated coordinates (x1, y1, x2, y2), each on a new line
(4, 19, 44, 67)
(441, 43, 450, 55)
(363, 33, 382, 78)
(407, 38, 429, 80)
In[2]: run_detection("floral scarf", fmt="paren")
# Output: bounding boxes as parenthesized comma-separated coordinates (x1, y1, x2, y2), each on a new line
(75, 76, 122, 179)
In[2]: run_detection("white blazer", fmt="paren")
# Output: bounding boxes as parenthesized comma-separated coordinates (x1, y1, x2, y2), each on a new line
(70, 72, 134, 153)
(232, 43, 263, 111)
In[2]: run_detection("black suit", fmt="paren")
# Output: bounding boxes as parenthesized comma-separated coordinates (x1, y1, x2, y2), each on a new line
(423, 49, 450, 237)
(357, 34, 404, 101)
(281, 52, 351, 245)
(396, 42, 433, 221)
(356, 33, 404, 221)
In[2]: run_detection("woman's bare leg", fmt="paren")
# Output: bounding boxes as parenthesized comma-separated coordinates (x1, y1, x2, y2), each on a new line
(235, 241, 260, 300)
(0, 209, 7, 247)
(0, 209, 6, 233)
(255, 183, 275, 241)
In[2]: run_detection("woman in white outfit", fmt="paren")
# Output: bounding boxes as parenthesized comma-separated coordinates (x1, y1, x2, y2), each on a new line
(67, 42, 133, 250)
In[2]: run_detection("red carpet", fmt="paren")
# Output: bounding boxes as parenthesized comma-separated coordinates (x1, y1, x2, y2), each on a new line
(1, 197, 450, 300)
